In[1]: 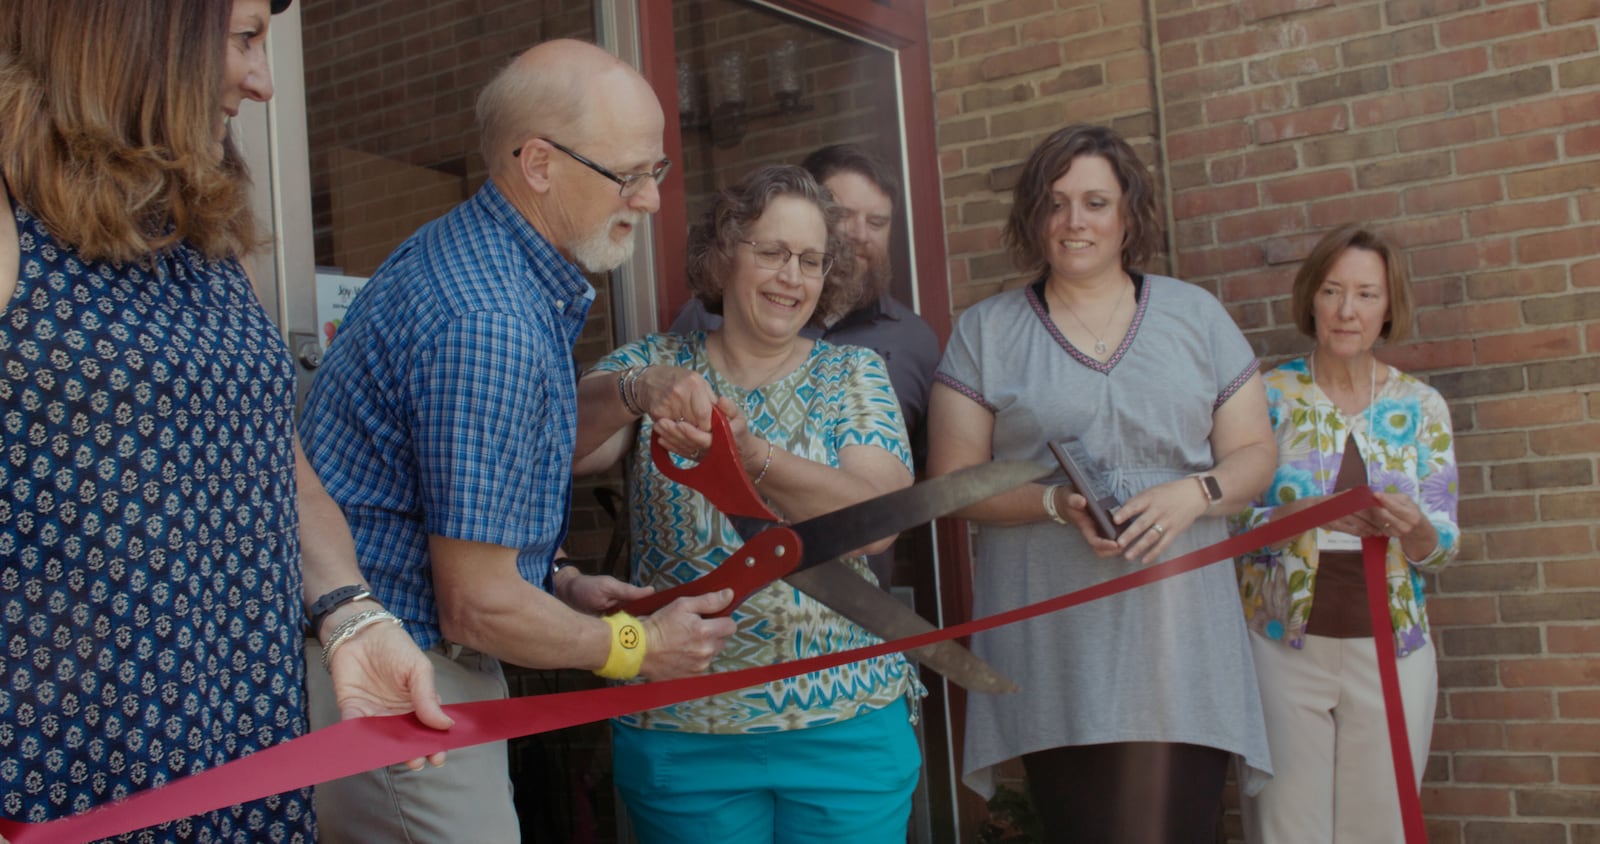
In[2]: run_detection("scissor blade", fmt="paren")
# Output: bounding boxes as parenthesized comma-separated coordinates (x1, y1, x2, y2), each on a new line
(784, 562, 1018, 694)
(789, 460, 1048, 571)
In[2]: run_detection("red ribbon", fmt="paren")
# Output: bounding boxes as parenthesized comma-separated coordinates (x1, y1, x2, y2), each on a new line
(1364, 534, 1428, 844)
(0, 487, 1422, 843)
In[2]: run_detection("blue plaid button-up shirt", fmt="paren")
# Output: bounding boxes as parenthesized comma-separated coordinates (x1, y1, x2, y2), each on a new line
(301, 181, 594, 649)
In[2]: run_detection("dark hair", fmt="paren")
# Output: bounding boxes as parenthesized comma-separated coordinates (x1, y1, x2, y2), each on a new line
(1003, 124, 1162, 276)
(1292, 223, 1414, 344)
(0, 0, 259, 262)
(686, 164, 853, 328)
(800, 143, 900, 203)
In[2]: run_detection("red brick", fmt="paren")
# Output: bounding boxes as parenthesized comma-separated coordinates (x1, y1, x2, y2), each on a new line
(1353, 85, 1451, 127)
(1465, 492, 1536, 524)
(1497, 25, 1600, 67)
(1166, 123, 1253, 162)
(1569, 125, 1600, 158)
(1203, 84, 1293, 124)
(1451, 690, 1557, 720)
(1173, 183, 1261, 217)
(1433, 721, 1508, 751)
(1394, 47, 1491, 87)
(1476, 328, 1583, 365)
(1456, 433, 1530, 463)
(1455, 754, 1556, 785)
(1424, 597, 1500, 625)
(1260, 170, 1355, 205)
(1308, 191, 1402, 228)
(979, 43, 1063, 82)
(1549, 0, 1600, 24)
(1417, 301, 1521, 337)
(1502, 657, 1600, 688)
(1156, 5, 1242, 43)
(1396, 113, 1495, 155)
(1208, 147, 1299, 184)
(1461, 136, 1562, 178)
(1372, 338, 1474, 370)
(1560, 689, 1600, 719)
(1423, 785, 1513, 816)
(1499, 90, 1600, 137)
(1405, 177, 1504, 215)
(1468, 265, 1572, 299)
(1549, 625, 1600, 654)
(1252, 105, 1348, 145)
(1487, 524, 1596, 559)
(990, 0, 1074, 26)
(1439, 4, 1545, 46)
(1475, 393, 1584, 430)
(1467, 199, 1572, 238)
(1517, 225, 1600, 263)
(1544, 559, 1600, 589)
(1216, 207, 1309, 244)
(1163, 63, 1247, 102)
(1161, 41, 1200, 73)
(957, 27, 1020, 59)
(1241, 0, 1336, 21)
(1530, 423, 1600, 457)
(1387, 0, 1478, 25)
(1179, 243, 1266, 277)
(1246, 46, 1341, 85)
(1507, 723, 1600, 752)
(1544, 492, 1600, 523)
(1559, 755, 1600, 785)
(1410, 238, 1514, 279)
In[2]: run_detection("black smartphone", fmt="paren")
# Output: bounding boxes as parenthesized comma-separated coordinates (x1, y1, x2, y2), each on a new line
(1047, 437, 1126, 540)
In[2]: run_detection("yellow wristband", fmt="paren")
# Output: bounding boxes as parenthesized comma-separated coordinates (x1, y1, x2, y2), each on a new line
(595, 611, 648, 680)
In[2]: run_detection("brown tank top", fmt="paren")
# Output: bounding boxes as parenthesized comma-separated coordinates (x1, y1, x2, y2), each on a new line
(1304, 434, 1373, 638)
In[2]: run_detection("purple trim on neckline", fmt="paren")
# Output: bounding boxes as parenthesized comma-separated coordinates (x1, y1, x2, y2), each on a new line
(1025, 280, 1147, 374)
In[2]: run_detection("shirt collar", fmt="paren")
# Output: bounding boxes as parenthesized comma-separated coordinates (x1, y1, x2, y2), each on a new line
(476, 179, 594, 307)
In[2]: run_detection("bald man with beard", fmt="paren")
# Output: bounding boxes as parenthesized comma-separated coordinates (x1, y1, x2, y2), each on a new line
(300, 40, 735, 842)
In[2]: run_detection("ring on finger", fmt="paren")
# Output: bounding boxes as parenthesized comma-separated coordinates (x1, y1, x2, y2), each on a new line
(1151, 523, 1166, 536)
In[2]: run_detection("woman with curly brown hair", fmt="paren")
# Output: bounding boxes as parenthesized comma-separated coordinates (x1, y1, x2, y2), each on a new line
(575, 164, 919, 842)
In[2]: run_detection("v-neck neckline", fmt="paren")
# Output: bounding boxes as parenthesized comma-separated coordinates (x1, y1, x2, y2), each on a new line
(1027, 274, 1148, 374)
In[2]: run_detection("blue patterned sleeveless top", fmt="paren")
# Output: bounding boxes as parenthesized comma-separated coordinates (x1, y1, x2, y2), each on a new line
(0, 200, 313, 841)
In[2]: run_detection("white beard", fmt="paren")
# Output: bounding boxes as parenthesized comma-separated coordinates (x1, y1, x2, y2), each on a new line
(572, 211, 641, 273)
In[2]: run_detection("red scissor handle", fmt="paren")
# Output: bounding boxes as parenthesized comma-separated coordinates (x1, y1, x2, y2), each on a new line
(620, 408, 791, 618)
(618, 525, 802, 618)
(649, 407, 779, 522)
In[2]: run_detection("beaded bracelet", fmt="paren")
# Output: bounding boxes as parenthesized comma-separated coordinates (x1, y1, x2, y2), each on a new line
(321, 608, 403, 670)
(752, 439, 775, 485)
(594, 611, 648, 680)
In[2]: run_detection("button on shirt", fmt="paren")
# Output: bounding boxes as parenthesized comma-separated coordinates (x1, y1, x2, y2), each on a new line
(301, 181, 594, 649)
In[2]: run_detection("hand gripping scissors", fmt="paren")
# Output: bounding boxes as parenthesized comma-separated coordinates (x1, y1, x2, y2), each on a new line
(618, 409, 1044, 694)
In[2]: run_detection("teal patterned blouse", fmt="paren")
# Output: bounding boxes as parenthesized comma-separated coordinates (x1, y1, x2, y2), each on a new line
(592, 331, 916, 734)
(1233, 358, 1459, 656)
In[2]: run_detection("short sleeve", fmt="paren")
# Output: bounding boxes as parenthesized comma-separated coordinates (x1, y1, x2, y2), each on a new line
(1200, 291, 1261, 408)
(934, 306, 996, 413)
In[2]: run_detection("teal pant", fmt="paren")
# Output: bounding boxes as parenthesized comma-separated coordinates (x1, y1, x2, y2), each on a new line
(612, 699, 920, 844)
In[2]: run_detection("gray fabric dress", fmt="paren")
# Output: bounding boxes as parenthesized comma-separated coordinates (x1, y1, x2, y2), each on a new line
(935, 274, 1272, 798)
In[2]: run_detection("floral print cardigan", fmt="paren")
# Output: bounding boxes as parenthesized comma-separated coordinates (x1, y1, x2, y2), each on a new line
(1233, 358, 1459, 657)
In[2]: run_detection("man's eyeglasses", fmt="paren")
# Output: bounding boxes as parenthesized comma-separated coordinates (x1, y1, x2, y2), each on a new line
(515, 138, 671, 198)
(739, 240, 834, 279)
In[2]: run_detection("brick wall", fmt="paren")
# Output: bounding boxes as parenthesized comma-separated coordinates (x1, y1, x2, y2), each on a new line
(932, 0, 1600, 841)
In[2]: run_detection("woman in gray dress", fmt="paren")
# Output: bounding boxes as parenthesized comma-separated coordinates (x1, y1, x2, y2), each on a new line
(926, 124, 1278, 841)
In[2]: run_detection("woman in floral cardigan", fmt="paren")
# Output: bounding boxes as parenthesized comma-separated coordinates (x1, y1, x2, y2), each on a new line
(1233, 224, 1459, 843)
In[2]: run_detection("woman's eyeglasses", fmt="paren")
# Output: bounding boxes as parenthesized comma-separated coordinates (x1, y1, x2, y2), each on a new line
(738, 240, 833, 278)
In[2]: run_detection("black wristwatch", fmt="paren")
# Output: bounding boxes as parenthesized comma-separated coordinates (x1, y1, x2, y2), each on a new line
(307, 585, 373, 637)
(1195, 474, 1223, 505)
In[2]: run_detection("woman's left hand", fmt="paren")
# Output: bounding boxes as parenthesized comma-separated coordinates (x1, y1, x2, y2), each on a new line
(1111, 477, 1211, 565)
(558, 571, 653, 614)
(328, 623, 455, 770)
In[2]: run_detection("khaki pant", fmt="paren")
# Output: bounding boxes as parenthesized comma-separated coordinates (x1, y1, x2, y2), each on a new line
(304, 639, 520, 843)
(1241, 632, 1437, 844)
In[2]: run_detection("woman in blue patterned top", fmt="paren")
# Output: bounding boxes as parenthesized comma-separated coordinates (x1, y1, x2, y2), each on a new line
(575, 165, 919, 843)
(0, 1, 448, 839)
(1232, 224, 1459, 842)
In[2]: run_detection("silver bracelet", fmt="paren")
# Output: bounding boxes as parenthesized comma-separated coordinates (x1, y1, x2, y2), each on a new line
(321, 608, 402, 670)
(1041, 484, 1070, 525)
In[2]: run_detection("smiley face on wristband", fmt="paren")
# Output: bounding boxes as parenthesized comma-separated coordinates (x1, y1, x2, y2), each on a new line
(618, 624, 641, 650)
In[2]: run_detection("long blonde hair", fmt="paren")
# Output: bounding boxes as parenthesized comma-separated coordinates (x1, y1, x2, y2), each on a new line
(0, 0, 259, 263)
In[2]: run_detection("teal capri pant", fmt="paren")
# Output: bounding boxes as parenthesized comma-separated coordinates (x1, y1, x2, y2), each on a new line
(612, 698, 921, 844)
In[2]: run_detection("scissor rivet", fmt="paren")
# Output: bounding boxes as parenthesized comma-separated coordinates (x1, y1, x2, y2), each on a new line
(744, 557, 755, 567)
(774, 545, 786, 557)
